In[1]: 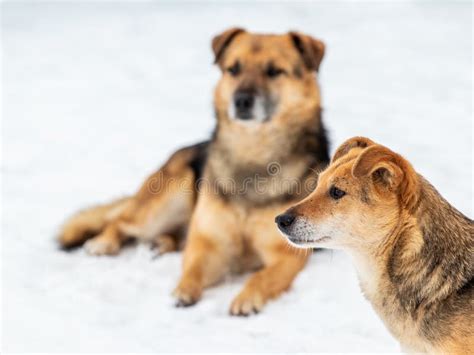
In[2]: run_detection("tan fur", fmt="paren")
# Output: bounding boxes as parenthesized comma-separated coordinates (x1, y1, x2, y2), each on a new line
(59, 28, 329, 315)
(58, 145, 199, 255)
(279, 137, 474, 353)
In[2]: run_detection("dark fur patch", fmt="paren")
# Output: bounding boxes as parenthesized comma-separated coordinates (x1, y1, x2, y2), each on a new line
(308, 113, 328, 164)
(290, 33, 306, 64)
(187, 141, 209, 181)
(386, 177, 474, 341)
(293, 65, 303, 78)
(360, 185, 370, 203)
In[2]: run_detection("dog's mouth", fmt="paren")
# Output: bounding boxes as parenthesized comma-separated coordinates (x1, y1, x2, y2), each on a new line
(278, 228, 331, 248)
(287, 235, 331, 247)
(233, 112, 269, 123)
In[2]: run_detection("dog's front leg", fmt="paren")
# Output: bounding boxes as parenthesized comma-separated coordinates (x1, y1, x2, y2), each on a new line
(173, 234, 231, 307)
(229, 247, 309, 316)
(173, 195, 237, 307)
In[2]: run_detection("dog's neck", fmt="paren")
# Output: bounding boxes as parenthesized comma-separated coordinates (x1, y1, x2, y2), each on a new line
(350, 177, 473, 352)
(204, 108, 329, 205)
(211, 107, 328, 169)
(384, 177, 473, 312)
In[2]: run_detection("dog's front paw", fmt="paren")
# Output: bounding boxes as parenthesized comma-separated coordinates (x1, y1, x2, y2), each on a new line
(84, 237, 120, 256)
(173, 279, 202, 307)
(229, 288, 264, 316)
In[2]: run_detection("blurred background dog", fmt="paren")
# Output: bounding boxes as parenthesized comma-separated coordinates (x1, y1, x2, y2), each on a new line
(58, 28, 330, 316)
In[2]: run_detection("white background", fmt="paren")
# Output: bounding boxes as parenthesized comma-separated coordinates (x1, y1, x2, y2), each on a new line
(2, 1, 472, 352)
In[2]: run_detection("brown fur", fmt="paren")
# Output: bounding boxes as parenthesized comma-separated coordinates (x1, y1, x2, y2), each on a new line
(58, 143, 206, 255)
(58, 28, 329, 315)
(279, 137, 474, 353)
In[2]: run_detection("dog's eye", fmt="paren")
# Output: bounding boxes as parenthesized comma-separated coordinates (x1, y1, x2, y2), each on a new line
(329, 186, 346, 200)
(266, 65, 284, 78)
(227, 62, 240, 76)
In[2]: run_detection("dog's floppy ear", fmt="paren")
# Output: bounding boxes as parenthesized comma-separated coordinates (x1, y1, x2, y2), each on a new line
(212, 27, 245, 65)
(289, 31, 325, 71)
(332, 136, 376, 163)
(352, 145, 419, 213)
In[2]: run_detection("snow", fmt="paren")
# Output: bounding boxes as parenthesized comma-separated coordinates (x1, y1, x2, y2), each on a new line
(1, 1, 472, 353)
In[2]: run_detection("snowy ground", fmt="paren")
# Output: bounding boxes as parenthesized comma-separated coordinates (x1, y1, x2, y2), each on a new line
(2, 1, 472, 353)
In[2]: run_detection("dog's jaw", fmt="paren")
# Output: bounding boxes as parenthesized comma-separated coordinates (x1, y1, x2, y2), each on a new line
(277, 227, 332, 249)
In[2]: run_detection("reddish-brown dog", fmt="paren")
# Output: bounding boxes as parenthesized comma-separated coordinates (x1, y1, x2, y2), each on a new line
(277, 137, 473, 353)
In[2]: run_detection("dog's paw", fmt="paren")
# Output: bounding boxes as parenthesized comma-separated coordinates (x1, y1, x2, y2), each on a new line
(84, 237, 120, 256)
(173, 280, 202, 307)
(150, 234, 177, 258)
(229, 288, 264, 316)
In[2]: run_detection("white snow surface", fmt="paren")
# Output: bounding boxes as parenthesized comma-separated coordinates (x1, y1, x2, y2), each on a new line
(2, 1, 472, 353)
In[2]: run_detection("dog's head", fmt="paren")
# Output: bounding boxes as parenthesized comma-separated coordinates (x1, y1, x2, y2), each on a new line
(275, 137, 420, 251)
(212, 28, 325, 124)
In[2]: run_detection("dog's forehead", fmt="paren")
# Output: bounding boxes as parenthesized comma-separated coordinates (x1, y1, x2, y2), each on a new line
(228, 33, 297, 60)
(322, 150, 363, 185)
(322, 163, 352, 185)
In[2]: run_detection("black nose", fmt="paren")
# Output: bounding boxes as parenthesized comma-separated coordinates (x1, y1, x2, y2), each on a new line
(234, 91, 254, 118)
(275, 213, 296, 230)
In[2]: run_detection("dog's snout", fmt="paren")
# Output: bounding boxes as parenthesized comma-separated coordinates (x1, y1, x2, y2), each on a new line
(275, 213, 296, 230)
(234, 91, 255, 119)
(235, 91, 254, 110)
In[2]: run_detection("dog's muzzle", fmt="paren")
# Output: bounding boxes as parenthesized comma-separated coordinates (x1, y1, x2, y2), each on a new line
(230, 89, 270, 122)
(275, 213, 327, 247)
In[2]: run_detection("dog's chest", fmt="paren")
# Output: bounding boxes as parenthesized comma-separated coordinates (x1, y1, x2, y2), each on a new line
(207, 152, 314, 206)
(229, 235, 263, 273)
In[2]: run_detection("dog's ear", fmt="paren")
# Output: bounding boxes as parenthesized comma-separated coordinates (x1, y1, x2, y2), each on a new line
(289, 32, 325, 71)
(212, 27, 245, 65)
(352, 145, 419, 213)
(332, 136, 376, 163)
